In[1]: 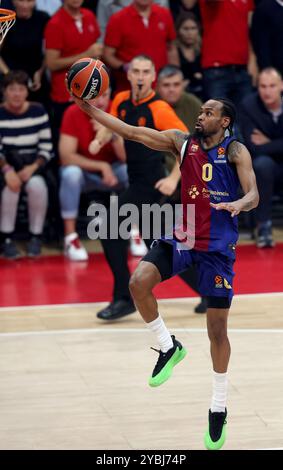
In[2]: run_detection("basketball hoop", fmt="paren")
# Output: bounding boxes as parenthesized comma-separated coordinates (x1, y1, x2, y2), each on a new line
(0, 7, 16, 45)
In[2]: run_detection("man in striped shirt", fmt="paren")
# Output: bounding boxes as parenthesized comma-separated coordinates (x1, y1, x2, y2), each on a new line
(0, 70, 53, 258)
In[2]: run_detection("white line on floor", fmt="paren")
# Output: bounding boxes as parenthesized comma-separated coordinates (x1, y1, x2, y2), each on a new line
(0, 291, 282, 312)
(1, 327, 283, 338)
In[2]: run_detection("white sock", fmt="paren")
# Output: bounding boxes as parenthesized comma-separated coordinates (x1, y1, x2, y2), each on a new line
(146, 315, 173, 353)
(211, 371, 228, 413)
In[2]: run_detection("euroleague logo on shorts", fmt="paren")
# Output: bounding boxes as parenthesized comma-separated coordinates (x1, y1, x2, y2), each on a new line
(215, 276, 232, 289)
(215, 275, 223, 288)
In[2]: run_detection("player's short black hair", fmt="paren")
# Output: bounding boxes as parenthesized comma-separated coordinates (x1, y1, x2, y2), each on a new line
(216, 98, 237, 136)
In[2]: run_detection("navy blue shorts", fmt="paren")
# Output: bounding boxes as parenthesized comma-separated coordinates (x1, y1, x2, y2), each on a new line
(142, 240, 235, 305)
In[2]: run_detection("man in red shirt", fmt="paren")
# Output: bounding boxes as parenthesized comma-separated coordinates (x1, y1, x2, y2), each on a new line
(45, 0, 102, 146)
(186, 0, 257, 103)
(103, 0, 179, 92)
(59, 89, 128, 261)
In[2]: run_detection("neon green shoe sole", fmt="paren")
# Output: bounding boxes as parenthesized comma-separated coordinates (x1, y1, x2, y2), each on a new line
(148, 346, 187, 388)
(204, 422, 226, 450)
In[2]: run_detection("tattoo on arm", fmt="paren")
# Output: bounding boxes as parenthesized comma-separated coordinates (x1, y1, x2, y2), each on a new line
(228, 140, 245, 163)
(173, 131, 189, 153)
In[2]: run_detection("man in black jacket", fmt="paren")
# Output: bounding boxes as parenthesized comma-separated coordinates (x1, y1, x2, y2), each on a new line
(239, 67, 283, 247)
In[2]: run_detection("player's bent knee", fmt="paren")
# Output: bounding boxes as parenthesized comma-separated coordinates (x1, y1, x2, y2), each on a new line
(129, 262, 160, 300)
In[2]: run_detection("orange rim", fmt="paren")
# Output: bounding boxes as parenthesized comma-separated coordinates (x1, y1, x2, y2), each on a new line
(0, 9, 16, 22)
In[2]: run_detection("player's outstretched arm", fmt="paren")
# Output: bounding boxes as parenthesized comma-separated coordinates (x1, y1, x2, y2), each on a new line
(72, 96, 188, 157)
(210, 141, 259, 217)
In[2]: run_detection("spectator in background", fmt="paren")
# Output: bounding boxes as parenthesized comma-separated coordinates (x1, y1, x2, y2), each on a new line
(157, 64, 207, 314)
(103, 0, 179, 93)
(0, 0, 50, 107)
(175, 12, 203, 99)
(59, 88, 128, 261)
(251, 0, 283, 77)
(239, 68, 283, 248)
(97, 0, 169, 43)
(37, 0, 98, 16)
(157, 65, 201, 133)
(169, 0, 199, 21)
(185, 0, 257, 104)
(0, 0, 13, 8)
(36, 0, 60, 15)
(44, 0, 102, 148)
(81, 0, 99, 13)
(0, 71, 53, 258)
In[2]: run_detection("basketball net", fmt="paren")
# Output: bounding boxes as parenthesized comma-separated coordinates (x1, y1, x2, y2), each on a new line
(0, 1, 16, 45)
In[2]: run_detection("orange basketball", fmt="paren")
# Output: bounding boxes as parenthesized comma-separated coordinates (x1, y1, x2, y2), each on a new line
(66, 58, 110, 100)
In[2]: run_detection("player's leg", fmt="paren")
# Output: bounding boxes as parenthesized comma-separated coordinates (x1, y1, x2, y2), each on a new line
(204, 302, 230, 450)
(129, 241, 188, 387)
(197, 252, 234, 450)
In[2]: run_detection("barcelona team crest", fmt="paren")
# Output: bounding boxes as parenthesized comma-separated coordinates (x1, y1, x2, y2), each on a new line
(191, 144, 199, 152)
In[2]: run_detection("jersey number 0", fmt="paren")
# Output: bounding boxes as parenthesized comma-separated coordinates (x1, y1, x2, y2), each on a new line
(202, 163, 213, 182)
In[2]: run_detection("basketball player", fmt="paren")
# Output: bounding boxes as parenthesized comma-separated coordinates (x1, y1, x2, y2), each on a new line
(72, 93, 259, 450)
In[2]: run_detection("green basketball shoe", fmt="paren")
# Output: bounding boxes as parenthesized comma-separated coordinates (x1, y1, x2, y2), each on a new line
(148, 335, 187, 387)
(204, 408, 227, 450)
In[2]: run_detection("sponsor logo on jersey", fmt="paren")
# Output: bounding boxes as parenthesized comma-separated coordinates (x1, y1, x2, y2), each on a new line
(158, 21, 165, 31)
(188, 185, 199, 199)
(218, 147, 226, 156)
(202, 188, 210, 198)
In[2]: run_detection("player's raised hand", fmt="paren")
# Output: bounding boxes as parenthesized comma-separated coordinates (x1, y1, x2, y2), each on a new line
(210, 201, 242, 217)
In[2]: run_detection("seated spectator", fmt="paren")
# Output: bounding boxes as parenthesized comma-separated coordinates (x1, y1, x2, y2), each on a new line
(97, 0, 169, 42)
(175, 12, 203, 99)
(103, 0, 178, 93)
(59, 88, 128, 261)
(44, 0, 102, 148)
(0, 0, 50, 107)
(239, 67, 283, 248)
(0, 71, 53, 258)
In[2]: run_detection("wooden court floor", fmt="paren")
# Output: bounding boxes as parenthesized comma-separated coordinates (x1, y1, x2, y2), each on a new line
(0, 293, 283, 450)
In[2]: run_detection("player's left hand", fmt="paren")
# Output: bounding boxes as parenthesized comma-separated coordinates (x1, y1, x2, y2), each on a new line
(210, 201, 242, 217)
